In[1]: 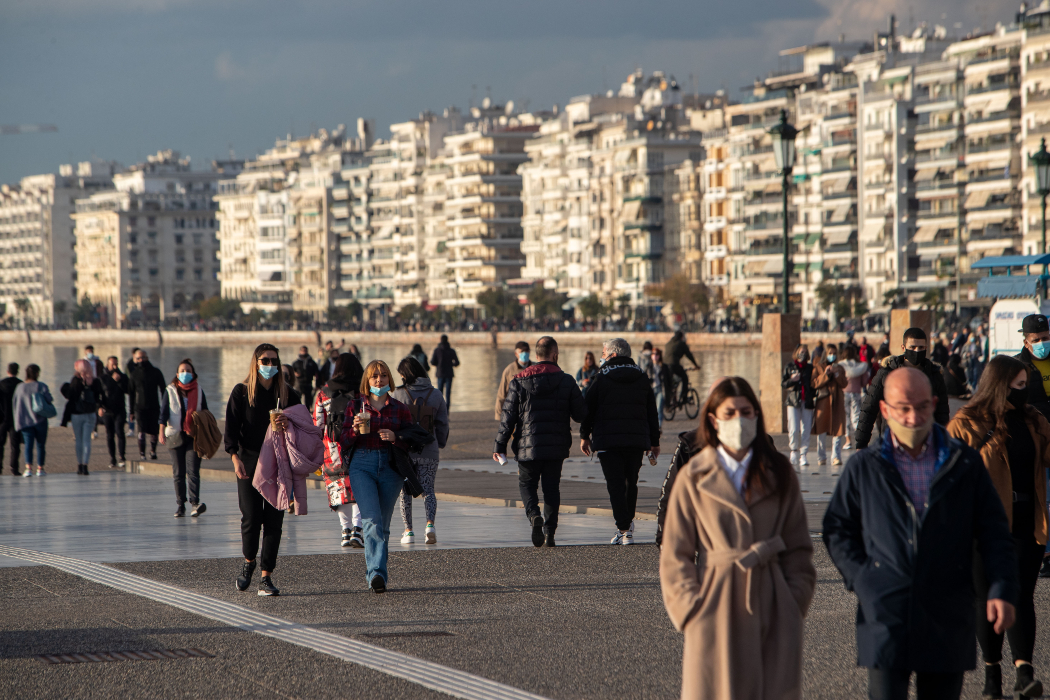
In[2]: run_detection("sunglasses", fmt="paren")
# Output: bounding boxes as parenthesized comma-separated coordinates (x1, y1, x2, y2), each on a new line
(258, 357, 280, 366)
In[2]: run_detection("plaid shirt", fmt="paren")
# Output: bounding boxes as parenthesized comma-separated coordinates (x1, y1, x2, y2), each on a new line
(339, 393, 413, 452)
(889, 429, 938, 518)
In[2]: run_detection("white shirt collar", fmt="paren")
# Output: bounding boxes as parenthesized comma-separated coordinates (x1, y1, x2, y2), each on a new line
(716, 445, 753, 496)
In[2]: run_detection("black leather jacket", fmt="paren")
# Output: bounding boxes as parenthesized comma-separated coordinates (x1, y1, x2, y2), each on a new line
(495, 362, 586, 462)
(782, 361, 815, 409)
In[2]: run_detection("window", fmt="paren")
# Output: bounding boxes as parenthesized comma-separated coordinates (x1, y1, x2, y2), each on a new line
(149, 268, 158, 278)
(129, 233, 137, 245)
(175, 234, 183, 245)
(193, 269, 202, 281)
(128, 217, 137, 227)
(175, 269, 184, 280)
(147, 217, 156, 227)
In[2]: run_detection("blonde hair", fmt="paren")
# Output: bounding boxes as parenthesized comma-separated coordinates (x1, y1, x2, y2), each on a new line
(243, 343, 288, 407)
(360, 360, 393, 395)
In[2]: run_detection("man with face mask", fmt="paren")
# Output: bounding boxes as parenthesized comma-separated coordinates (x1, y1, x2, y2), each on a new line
(1015, 314, 1050, 420)
(494, 341, 531, 420)
(853, 327, 950, 451)
(824, 368, 1018, 700)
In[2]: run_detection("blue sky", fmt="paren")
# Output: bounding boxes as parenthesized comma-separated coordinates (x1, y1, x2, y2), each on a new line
(0, 0, 1015, 183)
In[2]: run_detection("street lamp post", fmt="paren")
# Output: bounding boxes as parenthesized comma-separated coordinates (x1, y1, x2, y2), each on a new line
(770, 109, 799, 314)
(1031, 138, 1050, 284)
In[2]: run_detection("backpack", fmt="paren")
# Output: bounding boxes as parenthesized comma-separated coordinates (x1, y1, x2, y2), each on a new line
(325, 388, 355, 442)
(407, 388, 437, 435)
(31, 388, 57, 419)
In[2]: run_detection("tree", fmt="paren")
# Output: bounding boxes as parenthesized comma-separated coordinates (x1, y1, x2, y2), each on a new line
(576, 294, 608, 321)
(814, 282, 838, 314)
(13, 298, 30, 316)
(477, 287, 519, 321)
(72, 295, 97, 325)
(196, 295, 241, 321)
(645, 274, 709, 317)
(853, 299, 869, 318)
(244, 308, 267, 327)
(883, 288, 906, 310)
(526, 284, 567, 319)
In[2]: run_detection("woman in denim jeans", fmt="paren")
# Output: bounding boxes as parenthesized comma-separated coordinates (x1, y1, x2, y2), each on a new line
(12, 364, 52, 477)
(61, 359, 105, 475)
(339, 359, 415, 594)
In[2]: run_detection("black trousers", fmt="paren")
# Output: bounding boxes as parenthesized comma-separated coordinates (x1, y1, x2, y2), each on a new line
(669, 364, 689, 402)
(137, 431, 158, 456)
(236, 449, 284, 572)
(170, 438, 201, 506)
(518, 459, 563, 533)
(297, 382, 314, 410)
(599, 448, 644, 531)
(975, 534, 1044, 664)
(102, 411, 126, 463)
(868, 669, 963, 700)
(0, 423, 21, 474)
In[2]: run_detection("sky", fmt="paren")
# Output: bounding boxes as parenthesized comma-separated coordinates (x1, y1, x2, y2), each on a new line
(0, 0, 1019, 184)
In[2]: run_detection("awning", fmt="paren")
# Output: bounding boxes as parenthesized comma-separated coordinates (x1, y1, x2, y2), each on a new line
(972, 209, 1013, 224)
(764, 258, 784, 274)
(977, 275, 1046, 299)
(971, 247, 1008, 259)
(614, 149, 635, 164)
(914, 168, 939, 182)
(561, 295, 586, 311)
(862, 220, 887, 238)
(829, 203, 852, 221)
(810, 262, 822, 271)
(965, 190, 990, 209)
(622, 199, 642, 221)
(792, 263, 806, 274)
(825, 229, 854, 245)
(744, 260, 766, 274)
(764, 182, 782, 194)
(913, 225, 940, 242)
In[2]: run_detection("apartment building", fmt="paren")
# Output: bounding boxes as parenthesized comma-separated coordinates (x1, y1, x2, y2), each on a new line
(0, 162, 118, 326)
(1022, 4, 1050, 259)
(73, 150, 229, 326)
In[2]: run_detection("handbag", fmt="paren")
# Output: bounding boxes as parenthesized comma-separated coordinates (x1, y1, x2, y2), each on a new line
(30, 389, 57, 419)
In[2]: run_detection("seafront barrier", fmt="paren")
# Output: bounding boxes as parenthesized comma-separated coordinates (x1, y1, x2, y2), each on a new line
(0, 328, 854, 348)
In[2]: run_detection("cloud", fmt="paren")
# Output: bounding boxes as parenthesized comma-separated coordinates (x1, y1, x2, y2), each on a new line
(214, 51, 248, 82)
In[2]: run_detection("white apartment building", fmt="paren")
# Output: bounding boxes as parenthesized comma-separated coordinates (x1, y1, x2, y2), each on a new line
(1022, 4, 1050, 259)
(73, 150, 230, 326)
(0, 162, 118, 326)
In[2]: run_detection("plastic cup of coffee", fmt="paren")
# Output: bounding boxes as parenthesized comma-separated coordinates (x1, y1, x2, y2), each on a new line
(269, 408, 283, 431)
(358, 411, 370, 434)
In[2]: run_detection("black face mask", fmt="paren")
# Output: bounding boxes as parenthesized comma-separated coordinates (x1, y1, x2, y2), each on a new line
(903, 349, 926, 365)
(1009, 386, 1029, 410)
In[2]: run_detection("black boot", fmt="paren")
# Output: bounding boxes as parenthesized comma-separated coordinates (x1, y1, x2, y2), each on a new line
(544, 530, 556, 548)
(530, 515, 544, 547)
(983, 663, 1002, 699)
(1015, 662, 1043, 698)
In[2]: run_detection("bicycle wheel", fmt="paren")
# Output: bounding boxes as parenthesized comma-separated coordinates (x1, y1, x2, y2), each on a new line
(684, 388, 701, 419)
(662, 399, 677, 422)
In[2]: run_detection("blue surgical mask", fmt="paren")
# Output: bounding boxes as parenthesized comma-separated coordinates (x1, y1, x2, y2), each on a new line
(518, 352, 530, 363)
(258, 365, 279, 380)
(1033, 340, 1050, 360)
(369, 385, 390, 397)
(598, 357, 607, 367)
(177, 372, 193, 384)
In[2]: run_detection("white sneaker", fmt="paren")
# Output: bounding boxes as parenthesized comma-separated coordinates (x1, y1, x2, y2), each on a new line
(799, 452, 809, 468)
(610, 530, 624, 545)
(789, 451, 798, 466)
(36, 467, 45, 477)
(622, 530, 634, 545)
(117, 461, 126, 469)
(400, 531, 415, 544)
(22, 468, 32, 478)
(424, 525, 436, 544)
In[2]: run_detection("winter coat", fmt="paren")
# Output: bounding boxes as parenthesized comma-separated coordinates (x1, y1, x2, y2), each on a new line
(12, 381, 53, 431)
(430, 342, 459, 379)
(128, 360, 166, 426)
(854, 355, 950, 450)
(392, 376, 449, 462)
(839, 359, 869, 394)
(253, 403, 324, 516)
(781, 362, 814, 409)
(0, 376, 20, 428)
(575, 366, 598, 398)
(292, 354, 319, 395)
(578, 355, 659, 451)
(191, 410, 223, 460)
(160, 384, 208, 440)
(943, 361, 968, 397)
(494, 361, 586, 462)
(822, 424, 1019, 672)
(313, 378, 357, 507)
(1015, 347, 1050, 420)
(811, 363, 848, 437)
(60, 376, 104, 426)
(664, 336, 697, 367)
(661, 446, 815, 700)
(99, 368, 129, 415)
(495, 360, 530, 420)
(947, 407, 1050, 544)
(656, 430, 702, 547)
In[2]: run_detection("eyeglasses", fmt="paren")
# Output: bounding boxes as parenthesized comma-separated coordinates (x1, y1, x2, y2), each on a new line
(884, 401, 931, 417)
(258, 357, 280, 366)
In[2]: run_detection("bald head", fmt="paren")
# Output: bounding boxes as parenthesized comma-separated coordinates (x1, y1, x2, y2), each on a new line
(881, 367, 936, 430)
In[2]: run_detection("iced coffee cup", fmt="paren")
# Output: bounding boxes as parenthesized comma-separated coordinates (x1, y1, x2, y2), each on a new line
(358, 410, 370, 434)
(269, 407, 283, 431)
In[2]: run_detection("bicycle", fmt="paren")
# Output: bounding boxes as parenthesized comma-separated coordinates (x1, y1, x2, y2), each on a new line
(662, 367, 701, 421)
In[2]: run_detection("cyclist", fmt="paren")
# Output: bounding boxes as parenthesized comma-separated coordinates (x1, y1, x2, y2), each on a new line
(663, 330, 699, 405)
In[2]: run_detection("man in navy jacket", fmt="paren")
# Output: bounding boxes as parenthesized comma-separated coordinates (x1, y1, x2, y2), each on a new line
(824, 367, 1017, 700)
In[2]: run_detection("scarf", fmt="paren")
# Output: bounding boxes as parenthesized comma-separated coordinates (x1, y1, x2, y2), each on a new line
(176, 379, 199, 436)
(794, 360, 808, 402)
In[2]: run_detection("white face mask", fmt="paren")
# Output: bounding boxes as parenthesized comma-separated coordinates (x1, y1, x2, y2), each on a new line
(715, 416, 758, 452)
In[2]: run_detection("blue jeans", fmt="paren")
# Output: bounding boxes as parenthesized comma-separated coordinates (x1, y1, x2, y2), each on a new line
(654, 390, 664, 428)
(436, 377, 453, 409)
(21, 422, 47, 467)
(348, 448, 403, 586)
(71, 413, 94, 465)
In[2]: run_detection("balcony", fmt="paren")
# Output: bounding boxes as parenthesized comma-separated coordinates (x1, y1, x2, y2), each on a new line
(967, 110, 1019, 125)
(967, 141, 1013, 154)
(915, 149, 962, 164)
(967, 82, 1018, 96)
(745, 241, 786, 256)
(623, 220, 663, 231)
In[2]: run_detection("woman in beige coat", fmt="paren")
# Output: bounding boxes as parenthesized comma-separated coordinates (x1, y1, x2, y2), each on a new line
(660, 376, 816, 700)
(811, 342, 849, 466)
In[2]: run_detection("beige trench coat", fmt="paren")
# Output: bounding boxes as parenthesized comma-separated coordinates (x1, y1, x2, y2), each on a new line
(660, 446, 816, 700)
(812, 363, 848, 437)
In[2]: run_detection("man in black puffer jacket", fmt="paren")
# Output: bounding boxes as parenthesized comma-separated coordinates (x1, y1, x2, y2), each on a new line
(579, 338, 660, 545)
(494, 336, 586, 547)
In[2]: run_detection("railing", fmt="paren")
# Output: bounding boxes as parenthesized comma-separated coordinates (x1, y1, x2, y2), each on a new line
(967, 141, 1013, 153)
(916, 180, 960, 191)
(914, 92, 959, 106)
(825, 111, 854, 121)
(745, 243, 785, 256)
(967, 82, 1018, 96)
(915, 150, 962, 163)
(1027, 92, 1050, 105)
(917, 209, 960, 219)
(823, 190, 857, 200)
(916, 122, 959, 133)
(967, 110, 1019, 125)
(824, 243, 858, 254)
(968, 50, 1019, 65)
(822, 137, 856, 148)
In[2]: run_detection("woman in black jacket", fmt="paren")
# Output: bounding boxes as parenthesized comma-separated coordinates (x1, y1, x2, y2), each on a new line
(655, 429, 701, 548)
(61, 359, 104, 475)
(99, 356, 129, 469)
(782, 344, 815, 468)
(224, 343, 299, 597)
(943, 353, 970, 398)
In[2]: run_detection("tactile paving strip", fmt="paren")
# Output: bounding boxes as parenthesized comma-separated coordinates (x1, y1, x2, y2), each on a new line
(35, 648, 215, 664)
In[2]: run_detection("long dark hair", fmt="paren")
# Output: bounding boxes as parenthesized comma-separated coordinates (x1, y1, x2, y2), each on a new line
(397, 356, 427, 387)
(333, 352, 364, 389)
(698, 376, 791, 499)
(955, 354, 1028, 450)
(170, 358, 196, 386)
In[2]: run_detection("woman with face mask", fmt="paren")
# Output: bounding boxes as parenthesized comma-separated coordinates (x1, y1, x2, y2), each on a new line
(340, 359, 415, 594)
(812, 343, 849, 467)
(159, 359, 208, 518)
(224, 343, 300, 597)
(948, 355, 1050, 699)
(782, 344, 816, 468)
(660, 377, 815, 700)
